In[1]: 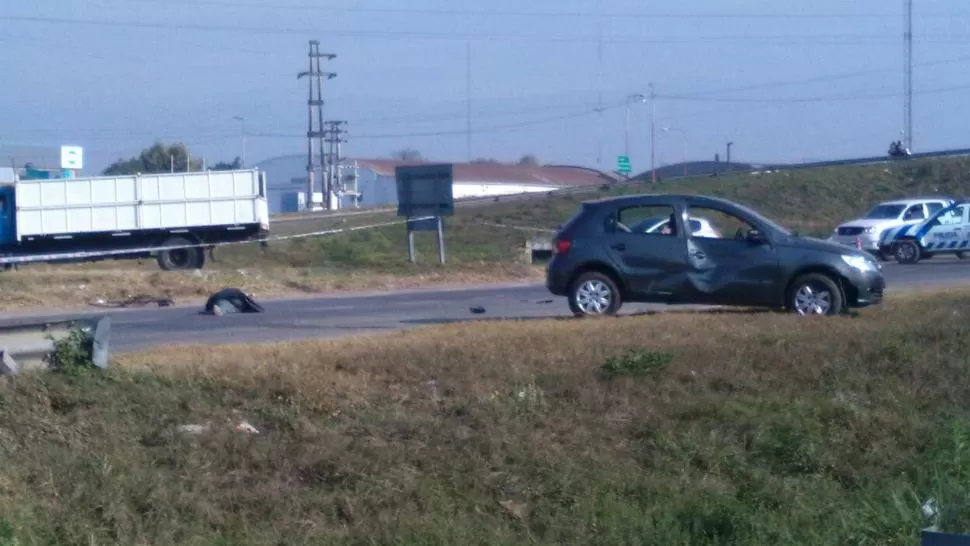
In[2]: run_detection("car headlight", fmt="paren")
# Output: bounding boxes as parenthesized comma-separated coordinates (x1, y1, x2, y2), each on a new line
(864, 226, 876, 233)
(841, 254, 877, 272)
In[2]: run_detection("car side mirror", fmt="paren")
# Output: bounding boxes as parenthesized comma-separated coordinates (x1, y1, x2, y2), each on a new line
(746, 228, 766, 244)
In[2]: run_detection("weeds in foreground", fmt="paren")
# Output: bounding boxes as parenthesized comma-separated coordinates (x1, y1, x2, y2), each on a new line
(1, 291, 970, 543)
(601, 348, 673, 377)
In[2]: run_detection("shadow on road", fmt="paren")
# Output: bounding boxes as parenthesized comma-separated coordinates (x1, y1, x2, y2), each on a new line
(400, 307, 777, 327)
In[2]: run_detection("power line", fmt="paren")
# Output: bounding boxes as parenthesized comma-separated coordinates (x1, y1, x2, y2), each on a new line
(2, 15, 966, 44)
(252, 101, 628, 140)
(668, 55, 970, 97)
(113, 0, 970, 20)
(657, 82, 970, 103)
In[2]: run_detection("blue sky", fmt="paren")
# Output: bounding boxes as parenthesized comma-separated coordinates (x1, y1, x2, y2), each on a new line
(1, 0, 968, 174)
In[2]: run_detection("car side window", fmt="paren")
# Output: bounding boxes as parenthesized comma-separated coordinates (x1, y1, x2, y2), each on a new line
(683, 206, 754, 240)
(613, 205, 680, 236)
(926, 202, 944, 215)
(903, 205, 925, 220)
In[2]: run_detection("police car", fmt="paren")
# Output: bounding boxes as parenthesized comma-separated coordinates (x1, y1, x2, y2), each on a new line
(879, 200, 970, 264)
(828, 198, 953, 260)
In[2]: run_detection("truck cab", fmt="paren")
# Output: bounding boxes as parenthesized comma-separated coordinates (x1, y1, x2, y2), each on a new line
(0, 185, 17, 247)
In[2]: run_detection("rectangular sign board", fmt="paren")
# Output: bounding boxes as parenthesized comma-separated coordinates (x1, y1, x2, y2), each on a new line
(396, 164, 454, 218)
(60, 145, 83, 170)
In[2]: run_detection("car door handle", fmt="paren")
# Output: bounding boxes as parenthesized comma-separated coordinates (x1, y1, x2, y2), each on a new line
(690, 250, 706, 259)
(610, 243, 626, 251)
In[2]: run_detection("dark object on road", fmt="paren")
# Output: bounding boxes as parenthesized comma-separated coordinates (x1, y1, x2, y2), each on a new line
(204, 288, 264, 315)
(470, 306, 486, 314)
(545, 193, 884, 317)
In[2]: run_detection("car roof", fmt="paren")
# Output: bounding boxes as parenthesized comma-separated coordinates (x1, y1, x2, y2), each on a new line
(878, 197, 952, 206)
(582, 193, 744, 209)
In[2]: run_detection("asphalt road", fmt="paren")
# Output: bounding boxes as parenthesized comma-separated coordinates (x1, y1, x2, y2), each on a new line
(9, 258, 970, 354)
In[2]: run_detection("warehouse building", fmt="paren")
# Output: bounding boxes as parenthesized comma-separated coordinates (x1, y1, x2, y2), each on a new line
(255, 154, 622, 214)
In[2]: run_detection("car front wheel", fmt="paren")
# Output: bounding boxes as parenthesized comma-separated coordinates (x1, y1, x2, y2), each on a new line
(788, 273, 844, 316)
(568, 272, 622, 317)
(894, 240, 921, 264)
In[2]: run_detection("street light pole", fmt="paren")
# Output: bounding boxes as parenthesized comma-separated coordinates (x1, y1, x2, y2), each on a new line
(624, 93, 647, 160)
(649, 82, 656, 183)
(663, 127, 688, 177)
(232, 116, 247, 167)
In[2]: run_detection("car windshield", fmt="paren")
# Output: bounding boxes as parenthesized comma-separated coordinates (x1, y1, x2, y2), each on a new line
(863, 204, 906, 220)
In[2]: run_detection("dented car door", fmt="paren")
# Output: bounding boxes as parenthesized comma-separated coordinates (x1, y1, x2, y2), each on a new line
(681, 204, 783, 306)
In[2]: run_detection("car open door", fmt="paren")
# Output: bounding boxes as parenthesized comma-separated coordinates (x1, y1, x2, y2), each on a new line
(919, 203, 970, 251)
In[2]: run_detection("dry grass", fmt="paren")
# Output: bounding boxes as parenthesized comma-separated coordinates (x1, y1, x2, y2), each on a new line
(0, 263, 544, 311)
(1, 289, 969, 544)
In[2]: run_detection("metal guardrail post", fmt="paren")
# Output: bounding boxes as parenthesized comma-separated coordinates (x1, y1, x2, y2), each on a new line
(0, 315, 111, 376)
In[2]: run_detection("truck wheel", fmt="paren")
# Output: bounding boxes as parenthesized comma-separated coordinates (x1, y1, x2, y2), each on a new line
(156, 237, 205, 271)
(894, 240, 921, 264)
(788, 273, 844, 316)
(568, 271, 622, 317)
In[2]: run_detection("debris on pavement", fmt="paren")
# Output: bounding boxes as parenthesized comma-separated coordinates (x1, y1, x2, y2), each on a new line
(176, 421, 260, 435)
(470, 305, 486, 314)
(204, 287, 265, 316)
(89, 294, 175, 308)
(176, 424, 209, 435)
(234, 421, 259, 434)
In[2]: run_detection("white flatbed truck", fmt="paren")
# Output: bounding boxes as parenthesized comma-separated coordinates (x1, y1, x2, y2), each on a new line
(0, 169, 270, 270)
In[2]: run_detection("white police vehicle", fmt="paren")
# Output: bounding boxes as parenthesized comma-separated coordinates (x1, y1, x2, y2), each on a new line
(829, 198, 952, 260)
(630, 215, 721, 238)
(879, 200, 970, 264)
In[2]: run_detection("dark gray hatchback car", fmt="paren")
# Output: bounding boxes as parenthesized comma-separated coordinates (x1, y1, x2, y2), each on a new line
(545, 193, 885, 316)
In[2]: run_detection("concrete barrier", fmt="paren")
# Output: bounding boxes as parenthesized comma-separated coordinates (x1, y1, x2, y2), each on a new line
(0, 314, 111, 375)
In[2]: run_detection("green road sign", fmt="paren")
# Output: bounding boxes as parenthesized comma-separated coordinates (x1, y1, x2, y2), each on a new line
(617, 155, 631, 174)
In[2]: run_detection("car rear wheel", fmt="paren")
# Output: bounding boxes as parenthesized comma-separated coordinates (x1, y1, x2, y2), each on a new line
(568, 272, 622, 317)
(957, 252, 968, 260)
(788, 273, 844, 316)
(894, 240, 921, 264)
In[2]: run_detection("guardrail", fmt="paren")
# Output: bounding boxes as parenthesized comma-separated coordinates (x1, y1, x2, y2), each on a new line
(0, 314, 111, 375)
(271, 147, 970, 224)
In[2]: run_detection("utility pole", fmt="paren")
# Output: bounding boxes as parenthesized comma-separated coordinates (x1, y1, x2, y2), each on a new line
(297, 40, 336, 211)
(726, 141, 734, 172)
(903, 0, 913, 151)
(465, 40, 473, 162)
(595, 0, 603, 168)
(232, 116, 247, 167)
(650, 83, 657, 183)
(323, 120, 347, 210)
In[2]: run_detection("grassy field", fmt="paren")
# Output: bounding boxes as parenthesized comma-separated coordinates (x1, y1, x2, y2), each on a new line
(3, 156, 969, 312)
(0, 288, 969, 544)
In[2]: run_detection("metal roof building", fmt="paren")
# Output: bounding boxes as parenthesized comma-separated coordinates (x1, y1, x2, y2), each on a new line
(256, 154, 622, 214)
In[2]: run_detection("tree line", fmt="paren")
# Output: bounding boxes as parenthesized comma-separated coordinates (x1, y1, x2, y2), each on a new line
(102, 142, 242, 176)
(391, 149, 541, 166)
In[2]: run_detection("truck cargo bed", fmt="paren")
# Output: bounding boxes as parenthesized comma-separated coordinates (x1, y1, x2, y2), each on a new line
(13, 169, 268, 240)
